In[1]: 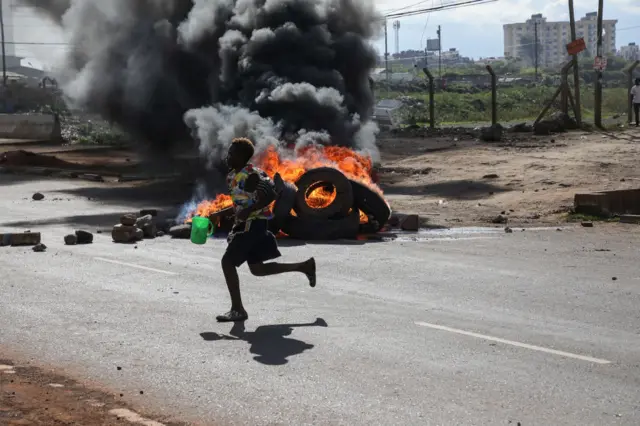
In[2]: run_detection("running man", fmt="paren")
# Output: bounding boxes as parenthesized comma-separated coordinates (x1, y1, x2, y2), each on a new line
(217, 137, 316, 322)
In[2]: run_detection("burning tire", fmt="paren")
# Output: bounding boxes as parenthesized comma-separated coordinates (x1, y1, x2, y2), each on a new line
(293, 167, 353, 219)
(282, 208, 360, 241)
(350, 180, 391, 231)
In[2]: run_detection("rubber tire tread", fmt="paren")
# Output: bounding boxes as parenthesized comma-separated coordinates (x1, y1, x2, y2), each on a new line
(350, 179, 391, 231)
(293, 167, 353, 219)
(282, 209, 360, 240)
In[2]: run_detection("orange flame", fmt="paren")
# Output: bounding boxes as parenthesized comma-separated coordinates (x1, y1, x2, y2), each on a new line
(185, 144, 382, 224)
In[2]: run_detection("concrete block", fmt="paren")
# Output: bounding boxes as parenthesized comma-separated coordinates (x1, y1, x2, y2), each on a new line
(620, 215, 640, 224)
(0, 113, 62, 141)
(400, 214, 420, 231)
(9, 232, 41, 246)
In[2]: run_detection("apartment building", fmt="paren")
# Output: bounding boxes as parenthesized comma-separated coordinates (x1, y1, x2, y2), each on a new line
(503, 12, 617, 68)
(619, 42, 639, 61)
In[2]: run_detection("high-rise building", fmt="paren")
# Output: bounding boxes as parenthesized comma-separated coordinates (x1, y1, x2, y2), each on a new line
(619, 42, 639, 61)
(503, 13, 617, 68)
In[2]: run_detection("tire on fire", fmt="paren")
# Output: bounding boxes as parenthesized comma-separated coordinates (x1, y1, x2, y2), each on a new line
(293, 167, 353, 219)
(282, 208, 360, 241)
(350, 179, 391, 231)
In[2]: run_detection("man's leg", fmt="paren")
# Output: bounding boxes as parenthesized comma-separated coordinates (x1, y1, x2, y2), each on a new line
(217, 231, 250, 322)
(635, 104, 639, 126)
(248, 258, 316, 287)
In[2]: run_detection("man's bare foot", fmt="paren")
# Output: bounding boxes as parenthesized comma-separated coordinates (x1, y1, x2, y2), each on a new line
(216, 309, 248, 322)
(303, 257, 316, 287)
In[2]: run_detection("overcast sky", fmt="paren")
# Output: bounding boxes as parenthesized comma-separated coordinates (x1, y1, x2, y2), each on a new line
(7, 0, 640, 69)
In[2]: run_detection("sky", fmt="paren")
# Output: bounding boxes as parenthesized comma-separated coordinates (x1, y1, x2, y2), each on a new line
(5, 0, 640, 69)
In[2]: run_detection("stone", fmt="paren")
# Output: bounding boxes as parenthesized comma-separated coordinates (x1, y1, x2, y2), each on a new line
(479, 123, 503, 142)
(75, 230, 94, 244)
(134, 228, 144, 241)
(581, 221, 594, 227)
(135, 214, 153, 229)
(10, 232, 42, 246)
(120, 214, 137, 226)
(504, 227, 513, 233)
(509, 122, 532, 133)
(387, 215, 400, 227)
(139, 209, 158, 217)
(32, 192, 44, 201)
(169, 224, 192, 239)
(32, 243, 46, 252)
(483, 174, 499, 179)
(400, 214, 420, 231)
(64, 234, 78, 245)
(491, 215, 508, 224)
(142, 223, 157, 239)
(533, 112, 577, 136)
(156, 231, 165, 237)
(112, 224, 138, 243)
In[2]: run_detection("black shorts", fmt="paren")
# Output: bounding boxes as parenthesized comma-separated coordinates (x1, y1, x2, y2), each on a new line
(223, 219, 281, 267)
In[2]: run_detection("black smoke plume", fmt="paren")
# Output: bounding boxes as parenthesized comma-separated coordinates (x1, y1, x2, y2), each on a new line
(22, 0, 382, 165)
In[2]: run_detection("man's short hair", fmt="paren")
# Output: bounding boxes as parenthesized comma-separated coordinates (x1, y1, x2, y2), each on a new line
(231, 137, 255, 163)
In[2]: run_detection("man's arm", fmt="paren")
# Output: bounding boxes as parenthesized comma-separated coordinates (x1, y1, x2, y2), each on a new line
(236, 173, 276, 219)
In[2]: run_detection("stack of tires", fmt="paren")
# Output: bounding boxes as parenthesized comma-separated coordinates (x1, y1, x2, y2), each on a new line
(270, 167, 391, 240)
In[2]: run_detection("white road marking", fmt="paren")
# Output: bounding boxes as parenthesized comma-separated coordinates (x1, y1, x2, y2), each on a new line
(415, 321, 611, 364)
(94, 257, 176, 275)
(109, 408, 166, 426)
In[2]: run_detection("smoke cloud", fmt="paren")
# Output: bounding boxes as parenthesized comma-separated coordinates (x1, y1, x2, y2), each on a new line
(22, 0, 382, 165)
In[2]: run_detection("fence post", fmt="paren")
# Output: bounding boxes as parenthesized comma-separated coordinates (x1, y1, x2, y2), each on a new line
(422, 68, 435, 129)
(624, 60, 639, 125)
(534, 60, 573, 126)
(486, 65, 497, 126)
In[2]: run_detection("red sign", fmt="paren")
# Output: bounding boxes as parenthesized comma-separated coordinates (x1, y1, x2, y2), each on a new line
(566, 38, 586, 55)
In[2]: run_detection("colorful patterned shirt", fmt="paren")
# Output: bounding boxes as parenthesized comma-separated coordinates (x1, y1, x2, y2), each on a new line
(226, 164, 275, 224)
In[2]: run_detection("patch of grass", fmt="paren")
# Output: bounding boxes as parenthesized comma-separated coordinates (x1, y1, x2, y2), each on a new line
(565, 212, 620, 223)
(380, 86, 628, 125)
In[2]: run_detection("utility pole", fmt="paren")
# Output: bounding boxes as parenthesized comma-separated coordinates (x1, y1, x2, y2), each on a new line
(437, 25, 442, 79)
(534, 21, 538, 82)
(594, 0, 603, 128)
(568, 0, 582, 126)
(384, 20, 389, 90)
(0, 0, 7, 87)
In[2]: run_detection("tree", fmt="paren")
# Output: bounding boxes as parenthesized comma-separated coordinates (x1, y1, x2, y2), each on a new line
(518, 34, 543, 67)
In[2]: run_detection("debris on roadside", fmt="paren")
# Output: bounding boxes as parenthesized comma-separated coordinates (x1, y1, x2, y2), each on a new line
(32, 192, 45, 201)
(64, 234, 78, 245)
(111, 211, 163, 243)
(75, 230, 94, 244)
(581, 221, 594, 228)
(504, 227, 513, 233)
(32, 243, 47, 252)
(1, 231, 42, 246)
(400, 214, 419, 231)
(169, 224, 191, 239)
(491, 215, 508, 224)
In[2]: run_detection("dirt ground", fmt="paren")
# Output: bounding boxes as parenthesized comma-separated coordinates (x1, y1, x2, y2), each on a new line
(377, 127, 640, 226)
(0, 354, 184, 425)
(1, 128, 639, 228)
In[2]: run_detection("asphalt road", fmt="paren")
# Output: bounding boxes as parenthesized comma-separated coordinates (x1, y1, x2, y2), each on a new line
(1, 174, 639, 426)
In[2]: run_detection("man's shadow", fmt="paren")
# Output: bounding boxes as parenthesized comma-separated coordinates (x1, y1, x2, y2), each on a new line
(200, 317, 328, 366)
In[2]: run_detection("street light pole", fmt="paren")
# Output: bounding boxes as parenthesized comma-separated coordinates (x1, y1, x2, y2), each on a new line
(0, 0, 7, 86)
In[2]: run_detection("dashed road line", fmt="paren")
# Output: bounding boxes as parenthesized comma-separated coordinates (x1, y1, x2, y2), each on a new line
(415, 321, 611, 364)
(94, 257, 176, 275)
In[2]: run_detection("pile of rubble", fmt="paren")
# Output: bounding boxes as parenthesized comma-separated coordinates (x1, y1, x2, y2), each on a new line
(111, 210, 163, 243)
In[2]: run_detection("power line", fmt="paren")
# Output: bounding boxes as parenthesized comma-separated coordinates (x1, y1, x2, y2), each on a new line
(383, 0, 497, 19)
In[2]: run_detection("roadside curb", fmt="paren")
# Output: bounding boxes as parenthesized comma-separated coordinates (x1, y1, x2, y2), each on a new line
(0, 166, 180, 182)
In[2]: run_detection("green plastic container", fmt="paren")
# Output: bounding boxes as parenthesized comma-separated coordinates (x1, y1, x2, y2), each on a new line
(190, 216, 215, 245)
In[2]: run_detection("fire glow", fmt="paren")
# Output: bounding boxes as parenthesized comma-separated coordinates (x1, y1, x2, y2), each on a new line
(185, 145, 381, 224)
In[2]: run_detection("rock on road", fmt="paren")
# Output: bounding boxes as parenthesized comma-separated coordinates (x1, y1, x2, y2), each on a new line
(1, 175, 639, 426)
